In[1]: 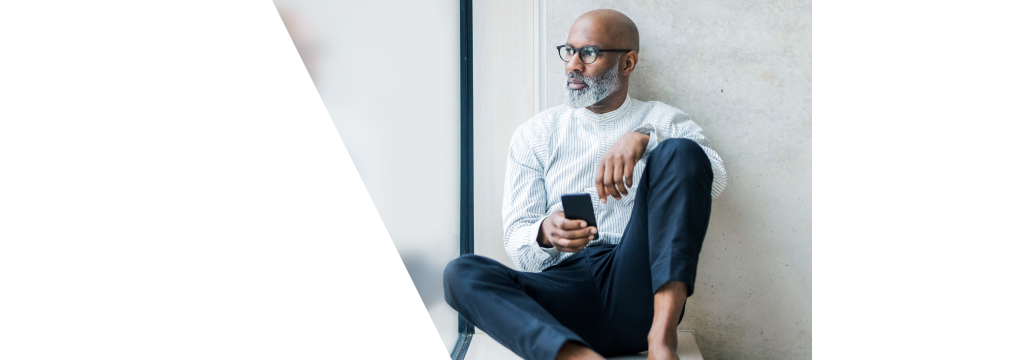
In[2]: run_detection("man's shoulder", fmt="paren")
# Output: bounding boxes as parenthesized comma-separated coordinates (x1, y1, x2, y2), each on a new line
(636, 98, 686, 117)
(514, 104, 571, 138)
(529, 104, 572, 126)
(631, 98, 692, 126)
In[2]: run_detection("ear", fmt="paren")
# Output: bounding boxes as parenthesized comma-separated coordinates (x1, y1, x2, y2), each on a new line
(621, 51, 639, 76)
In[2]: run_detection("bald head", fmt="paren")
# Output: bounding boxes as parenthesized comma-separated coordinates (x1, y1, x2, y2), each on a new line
(562, 9, 640, 112)
(569, 9, 639, 52)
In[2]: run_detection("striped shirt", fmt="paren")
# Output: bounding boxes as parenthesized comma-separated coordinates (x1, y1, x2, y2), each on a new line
(502, 95, 727, 272)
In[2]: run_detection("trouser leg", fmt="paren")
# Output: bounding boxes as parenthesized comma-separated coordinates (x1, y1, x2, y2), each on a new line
(443, 254, 613, 360)
(588, 138, 714, 354)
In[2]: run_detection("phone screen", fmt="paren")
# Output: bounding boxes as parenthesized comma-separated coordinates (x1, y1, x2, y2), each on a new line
(560, 193, 598, 240)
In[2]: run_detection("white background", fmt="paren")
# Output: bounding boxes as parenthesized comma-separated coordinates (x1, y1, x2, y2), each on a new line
(1, 0, 1021, 359)
(814, 1, 1023, 359)
(0, 1, 448, 358)
(272, 0, 463, 351)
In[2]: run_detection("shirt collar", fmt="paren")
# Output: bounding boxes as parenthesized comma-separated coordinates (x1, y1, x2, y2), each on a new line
(576, 95, 634, 123)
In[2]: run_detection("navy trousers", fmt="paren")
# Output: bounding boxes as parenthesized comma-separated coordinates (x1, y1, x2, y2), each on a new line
(443, 138, 714, 360)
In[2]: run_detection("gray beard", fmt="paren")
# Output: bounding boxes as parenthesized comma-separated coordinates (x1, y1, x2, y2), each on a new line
(564, 57, 622, 109)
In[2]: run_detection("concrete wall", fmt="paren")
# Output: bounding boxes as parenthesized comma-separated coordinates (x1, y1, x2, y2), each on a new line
(543, 1, 812, 359)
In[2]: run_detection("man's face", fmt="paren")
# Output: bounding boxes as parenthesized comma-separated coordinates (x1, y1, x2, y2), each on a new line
(563, 21, 625, 109)
(564, 54, 622, 109)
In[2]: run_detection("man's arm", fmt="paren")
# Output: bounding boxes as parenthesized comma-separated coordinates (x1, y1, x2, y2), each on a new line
(595, 131, 649, 203)
(502, 126, 564, 272)
(596, 111, 727, 202)
(630, 111, 728, 199)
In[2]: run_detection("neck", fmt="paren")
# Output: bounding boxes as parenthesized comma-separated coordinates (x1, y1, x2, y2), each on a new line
(585, 85, 629, 114)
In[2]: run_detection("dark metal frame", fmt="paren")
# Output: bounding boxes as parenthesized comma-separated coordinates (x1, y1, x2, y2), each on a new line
(556, 44, 632, 64)
(451, 0, 474, 358)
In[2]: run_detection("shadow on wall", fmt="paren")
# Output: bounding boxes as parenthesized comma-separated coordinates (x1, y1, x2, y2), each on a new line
(278, 6, 447, 310)
(276, 5, 448, 312)
(272, 1, 464, 352)
(277, 7, 320, 83)
(398, 251, 446, 308)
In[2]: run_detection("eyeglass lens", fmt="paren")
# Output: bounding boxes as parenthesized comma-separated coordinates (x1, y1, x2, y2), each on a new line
(560, 46, 599, 64)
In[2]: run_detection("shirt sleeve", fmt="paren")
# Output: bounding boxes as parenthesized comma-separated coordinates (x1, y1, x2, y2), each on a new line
(630, 112, 728, 199)
(502, 126, 564, 272)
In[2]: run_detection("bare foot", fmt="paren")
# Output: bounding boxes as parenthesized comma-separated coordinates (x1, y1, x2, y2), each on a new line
(646, 328, 680, 360)
(648, 281, 686, 360)
(556, 341, 605, 360)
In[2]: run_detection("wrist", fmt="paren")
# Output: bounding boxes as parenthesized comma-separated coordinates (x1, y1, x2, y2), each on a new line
(629, 131, 650, 149)
(537, 217, 553, 248)
(635, 132, 650, 147)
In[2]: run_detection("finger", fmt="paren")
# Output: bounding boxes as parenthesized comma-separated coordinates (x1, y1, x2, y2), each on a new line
(550, 227, 566, 239)
(561, 228, 594, 240)
(624, 159, 635, 188)
(551, 238, 572, 252)
(553, 215, 586, 231)
(611, 158, 624, 199)
(551, 211, 566, 228)
(565, 237, 591, 251)
(554, 238, 588, 252)
(604, 183, 617, 203)
(613, 158, 627, 196)
(562, 228, 596, 244)
(560, 219, 587, 230)
(546, 218, 565, 238)
(603, 160, 621, 200)
(595, 162, 607, 202)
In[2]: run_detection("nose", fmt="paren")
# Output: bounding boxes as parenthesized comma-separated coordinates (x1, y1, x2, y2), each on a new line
(566, 51, 585, 74)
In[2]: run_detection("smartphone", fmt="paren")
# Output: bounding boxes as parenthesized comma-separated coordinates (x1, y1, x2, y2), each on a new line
(560, 193, 598, 240)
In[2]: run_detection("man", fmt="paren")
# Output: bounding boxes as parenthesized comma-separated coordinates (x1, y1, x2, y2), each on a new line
(444, 9, 726, 360)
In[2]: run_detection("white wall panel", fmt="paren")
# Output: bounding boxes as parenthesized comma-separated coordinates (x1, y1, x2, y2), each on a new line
(472, 0, 539, 267)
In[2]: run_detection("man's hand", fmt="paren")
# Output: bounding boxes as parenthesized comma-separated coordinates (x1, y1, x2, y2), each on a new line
(537, 211, 597, 252)
(596, 132, 650, 203)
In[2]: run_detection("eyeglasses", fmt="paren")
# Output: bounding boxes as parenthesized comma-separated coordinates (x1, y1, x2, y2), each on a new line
(557, 45, 631, 64)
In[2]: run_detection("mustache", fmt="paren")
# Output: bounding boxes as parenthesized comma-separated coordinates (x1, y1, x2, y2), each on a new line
(566, 71, 593, 86)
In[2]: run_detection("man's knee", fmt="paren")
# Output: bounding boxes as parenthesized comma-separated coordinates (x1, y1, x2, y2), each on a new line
(649, 138, 711, 178)
(443, 255, 500, 302)
(653, 138, 703, 158)
(443, 255, 474, 290)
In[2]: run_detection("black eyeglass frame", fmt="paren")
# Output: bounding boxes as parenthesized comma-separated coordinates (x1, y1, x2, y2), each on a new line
(557, 44, 632, 64)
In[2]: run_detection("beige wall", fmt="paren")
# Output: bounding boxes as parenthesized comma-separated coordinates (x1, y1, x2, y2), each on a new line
(543, 1, 811, 359)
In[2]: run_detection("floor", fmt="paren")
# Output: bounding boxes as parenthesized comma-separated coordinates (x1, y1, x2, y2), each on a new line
(463, 330, 704, 360)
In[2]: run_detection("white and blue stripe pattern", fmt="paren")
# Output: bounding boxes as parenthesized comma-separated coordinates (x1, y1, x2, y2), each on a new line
(502, 95, 727, 272)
